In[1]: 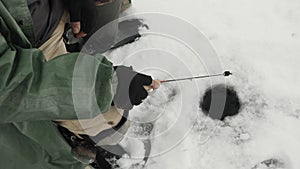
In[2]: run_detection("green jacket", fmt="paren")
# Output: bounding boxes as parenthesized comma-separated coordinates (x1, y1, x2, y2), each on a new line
(0, 0, 115, 168)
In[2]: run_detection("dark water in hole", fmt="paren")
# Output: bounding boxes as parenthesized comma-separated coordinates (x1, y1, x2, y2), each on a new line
(200, 84, 241, 120)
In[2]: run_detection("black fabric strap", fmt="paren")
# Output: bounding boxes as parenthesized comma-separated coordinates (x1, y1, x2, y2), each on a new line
(57, 125, 85, 148)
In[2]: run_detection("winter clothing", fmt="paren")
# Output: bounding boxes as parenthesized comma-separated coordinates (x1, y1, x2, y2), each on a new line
(27, 0, 65, 47)
(66, 0, 97, 35)
(113, 66, 153, 110)
(0, 0, 115, 168)
(55, 106, 125, 137)
(0, 0, 147, 168)
(39, 11, 69, 61)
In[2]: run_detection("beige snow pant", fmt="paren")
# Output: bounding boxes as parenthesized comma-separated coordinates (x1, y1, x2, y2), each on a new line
(39, 12, 130, 145)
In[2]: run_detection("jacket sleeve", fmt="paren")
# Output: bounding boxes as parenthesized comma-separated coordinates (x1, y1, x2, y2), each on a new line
(0, 27, 115, 124)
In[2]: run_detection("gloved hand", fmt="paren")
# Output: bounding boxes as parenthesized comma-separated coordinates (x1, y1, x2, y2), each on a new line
(113, 66, 153, 110)
(65, 0, 97, 38)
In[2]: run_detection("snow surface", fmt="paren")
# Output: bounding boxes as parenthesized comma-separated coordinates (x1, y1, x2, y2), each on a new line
(106, 0, 300, 168)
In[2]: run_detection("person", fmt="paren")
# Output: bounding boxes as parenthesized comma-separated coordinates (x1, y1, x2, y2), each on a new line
(0, 0, 159, 168)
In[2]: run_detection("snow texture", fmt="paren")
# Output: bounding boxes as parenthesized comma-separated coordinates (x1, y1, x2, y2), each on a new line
(106, 0, 300, 168)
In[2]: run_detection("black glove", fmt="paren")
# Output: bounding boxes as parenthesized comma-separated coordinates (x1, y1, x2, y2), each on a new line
(65, 0, 97, 36)
(113, 66, 153, 110)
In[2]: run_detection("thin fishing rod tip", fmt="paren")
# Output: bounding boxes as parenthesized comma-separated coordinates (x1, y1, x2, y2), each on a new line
(224, 71, 232, 76)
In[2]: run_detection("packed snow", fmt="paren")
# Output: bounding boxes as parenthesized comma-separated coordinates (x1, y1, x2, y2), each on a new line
(104, 0, 300, 168)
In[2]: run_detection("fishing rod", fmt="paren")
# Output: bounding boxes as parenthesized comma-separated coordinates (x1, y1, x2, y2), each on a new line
(145, 71, 232, 91)
(160, 71, 232, 83)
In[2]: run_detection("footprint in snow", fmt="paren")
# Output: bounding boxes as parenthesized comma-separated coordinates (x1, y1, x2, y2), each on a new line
(252, 159, 285, 169)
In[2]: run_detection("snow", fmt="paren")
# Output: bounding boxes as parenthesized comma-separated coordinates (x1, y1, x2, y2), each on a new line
(105, 0, 300, 168)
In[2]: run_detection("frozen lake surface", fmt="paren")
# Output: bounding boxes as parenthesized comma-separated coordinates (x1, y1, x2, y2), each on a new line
(105, 0, 300, 168)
